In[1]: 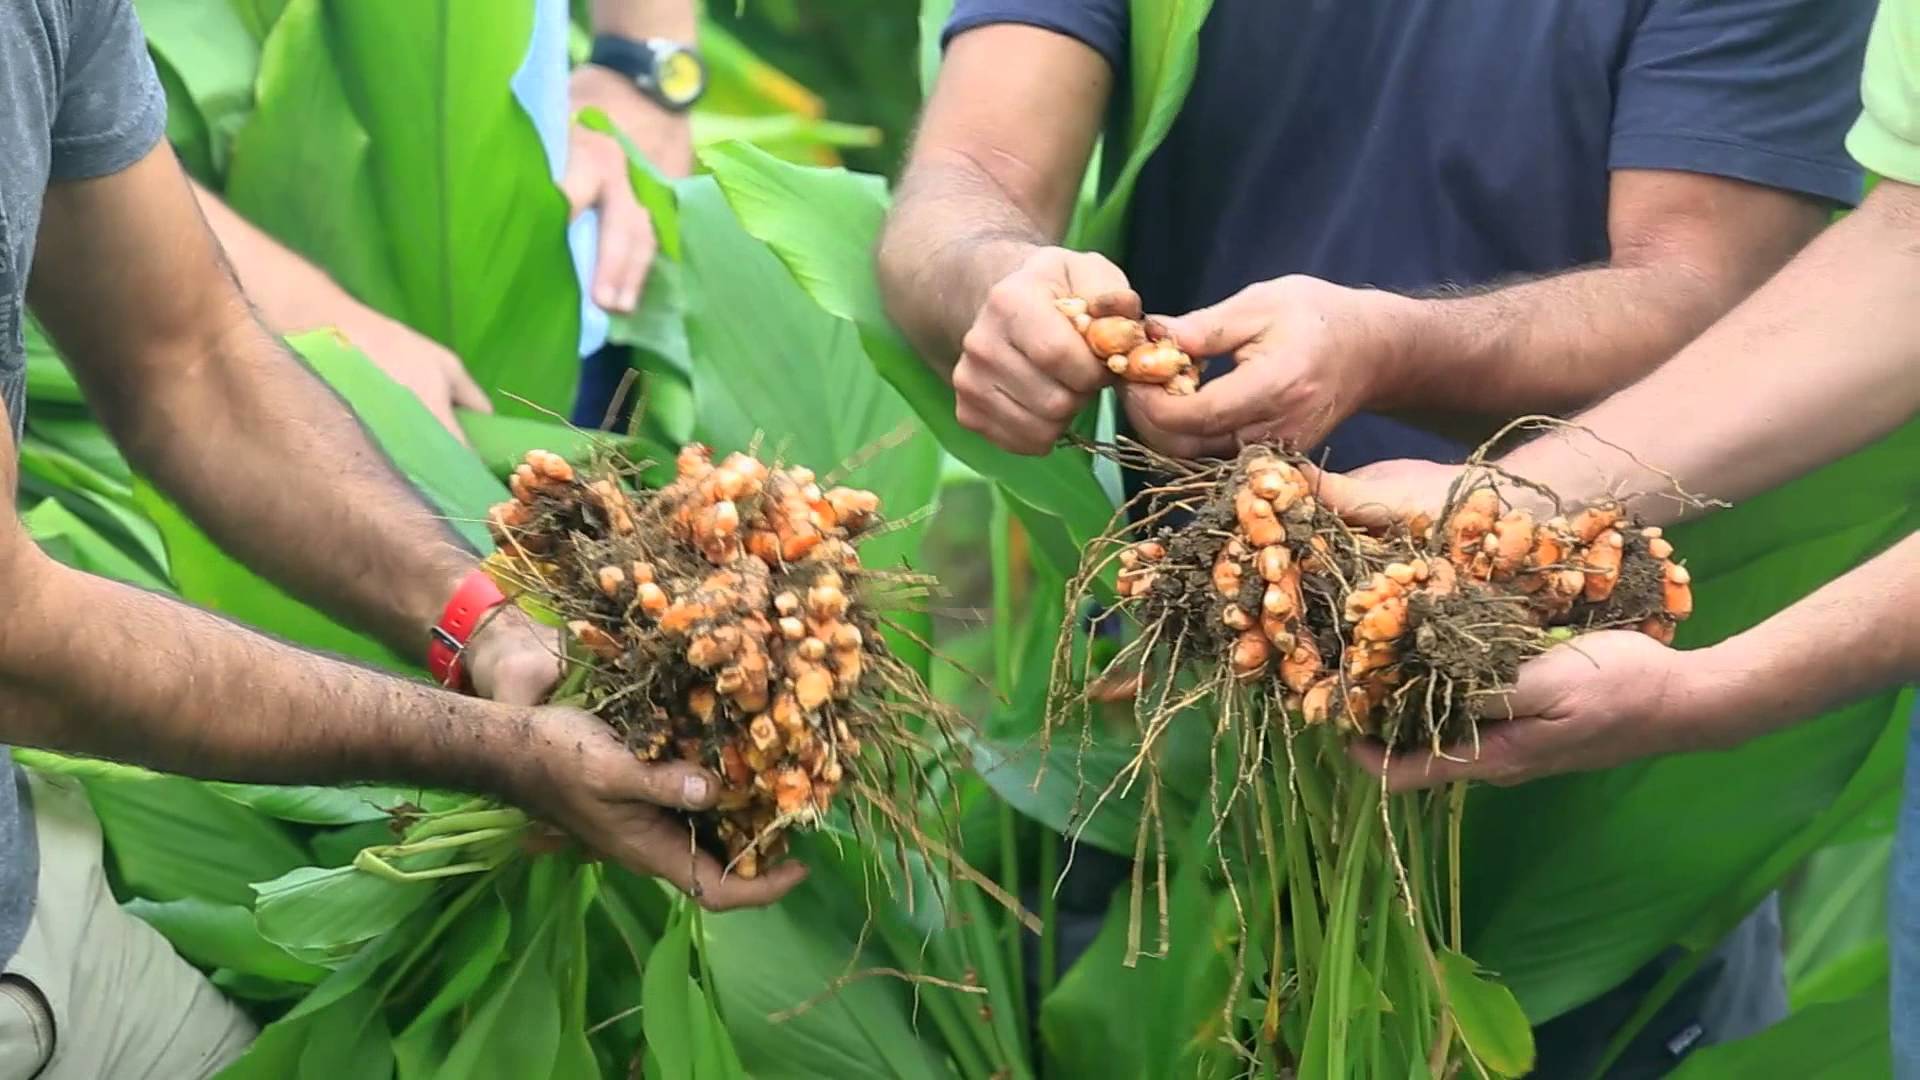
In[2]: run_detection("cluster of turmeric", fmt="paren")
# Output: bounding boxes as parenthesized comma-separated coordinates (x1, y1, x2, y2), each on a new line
(1091, 446, 1695, 747)
(1055, 292, 1200, 395)
(485, 445, 925, 878)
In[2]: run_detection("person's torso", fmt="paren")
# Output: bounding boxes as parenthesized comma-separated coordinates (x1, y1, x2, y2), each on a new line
(0, 0, 70, 445)
(1121, 0, 1644, 468)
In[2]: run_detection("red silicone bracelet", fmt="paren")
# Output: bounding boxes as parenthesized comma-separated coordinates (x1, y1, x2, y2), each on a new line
(427, 568, 509, 690)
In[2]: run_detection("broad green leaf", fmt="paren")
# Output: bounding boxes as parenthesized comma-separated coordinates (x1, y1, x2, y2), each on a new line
(1040, 813, 1236, 1080)
(701, 882, 953, 1080)
(1784, 835, 1892, 1006)
(134, 0, 262, 176)
(124, 897, 327, 984)
(1435, 950, 1534, 1077)
(1669, 987, 1891, 1079)
(1071, 0, 1216, 258)
(22, 319, 83, 406)
(22, 500, 168, 591)
(434, 902, 565, 1080)
(1464, 424, 1920, 1022)
(203, 783, 423, 825)
(226, 0, 581, 416)
(641, 908, 699, 1080)
(678, 174, 940, 556)
(297, 993, 394, 1080)
(253, 865, 439, 961)
(85, 776, 309, 907)
(697, 141, 1112, 578)
(918, 0, 954, 98)
(142, 331, 502, 673)
(399, 893, 510, 1035)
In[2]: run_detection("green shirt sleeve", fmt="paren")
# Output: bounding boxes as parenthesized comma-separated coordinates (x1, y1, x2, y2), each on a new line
(1848, 0, 1920, 182)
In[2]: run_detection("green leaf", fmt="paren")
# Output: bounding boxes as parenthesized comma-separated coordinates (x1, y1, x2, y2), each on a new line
(141, 331, 503, 672)
(1435, 950, 1534, 1077)
(297, 992, 394, 1080)
(84, 776, 309, 907)
(124, 897, 328, 984)
(134, 0, 262, 176)
(1668, 987, 1891, 1079)
(641, 907, 699, 1080)
(22, 500, 168, 591)
(700, 882, 953, 1080)
(1071, 0, 1215, 258)
(918, 0, 954, 97)
(202, 783, 424, 825)
(433, 902, 565, 1080)
(398, 892, 510, 1035)
(694, 141, 1112, 578)
(226, 0, 581, 417)
(253, 865, 439, 961)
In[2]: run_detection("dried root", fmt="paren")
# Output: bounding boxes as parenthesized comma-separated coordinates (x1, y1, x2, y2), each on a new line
(485, 445, 958, 879)
(1055, 292, 1201, 396)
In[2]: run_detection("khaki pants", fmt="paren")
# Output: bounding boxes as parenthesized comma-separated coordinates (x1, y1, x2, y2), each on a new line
(0, 772, 255, 1079)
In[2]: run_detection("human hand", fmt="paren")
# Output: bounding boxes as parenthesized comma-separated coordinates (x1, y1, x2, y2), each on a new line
(570, 64, 695, 179)
(1122, 275, 1411, 458)
(463, 602, 565, 707)
(1348, 631, 1710, 792)
(332, 305, 490, 440)
(954, 246, 1131, 455)
(511, 705, 808, 909)
(561, 121, 658, 316)
(1305, 458, 1466, 532)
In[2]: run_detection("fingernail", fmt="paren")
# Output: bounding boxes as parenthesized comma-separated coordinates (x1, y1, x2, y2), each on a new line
(682, 774, 710, 804)
(618, 288, 640, 311)
(595, 285, 616, 308)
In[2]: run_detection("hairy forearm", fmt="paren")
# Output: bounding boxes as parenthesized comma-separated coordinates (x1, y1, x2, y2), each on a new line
(189, 179, 362, 333)
(123, 312, 474, 652)
(1499, 183, 1920, 524)
(876, 156, 1054, 377)
(591, 0, 695, 40)
(1371, 261, 1726, 420)
(1674, 531, 1920, 750)
(0, 548, 525, 794)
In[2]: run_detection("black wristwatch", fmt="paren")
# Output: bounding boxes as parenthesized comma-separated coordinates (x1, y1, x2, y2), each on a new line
(587, 35, 707, 113)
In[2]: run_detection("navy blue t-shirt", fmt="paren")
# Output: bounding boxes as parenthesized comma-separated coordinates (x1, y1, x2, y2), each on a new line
(944, 0, 1873, 470)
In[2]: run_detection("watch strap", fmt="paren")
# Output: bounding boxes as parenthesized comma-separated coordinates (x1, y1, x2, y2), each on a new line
(427, 568, 509, 691)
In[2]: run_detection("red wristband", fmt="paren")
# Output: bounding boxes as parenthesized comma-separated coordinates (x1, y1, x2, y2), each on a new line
(427, 568, 510, 691)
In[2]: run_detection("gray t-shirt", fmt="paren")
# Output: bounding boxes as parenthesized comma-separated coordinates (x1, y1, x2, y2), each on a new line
(0, 0, 167, 965)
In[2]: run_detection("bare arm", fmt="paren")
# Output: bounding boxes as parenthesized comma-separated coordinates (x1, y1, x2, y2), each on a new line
(1376, 170, 1830, 420)
(1318, 181, 1920, 530)
(1502, 179, 1920, 523)
(876, 25, 1130, 453)
(32, 145, 479, 657)
(1134, 171, 1831, 454)
(187, 177, 487, 436)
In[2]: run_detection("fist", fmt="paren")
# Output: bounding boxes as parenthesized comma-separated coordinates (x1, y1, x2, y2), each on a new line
(953, 247, 1132, 455)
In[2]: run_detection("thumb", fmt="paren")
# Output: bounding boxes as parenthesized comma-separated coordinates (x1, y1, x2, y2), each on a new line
(558, 166, 598, 221)
(1299, 464, 1400, 532)
(1477, 646, 1581, 721)
(618, 759, 723, 812)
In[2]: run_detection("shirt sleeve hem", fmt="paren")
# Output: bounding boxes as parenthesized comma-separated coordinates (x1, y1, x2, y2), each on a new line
(943, 9, 1124, 72)
(1609, 131, 1866, 208)
(48, 84, 168, 182)
(1845, 111, 1920, 187)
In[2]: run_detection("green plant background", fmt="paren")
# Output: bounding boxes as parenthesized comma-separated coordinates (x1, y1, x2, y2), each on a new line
(10, 0, 1906, 1076)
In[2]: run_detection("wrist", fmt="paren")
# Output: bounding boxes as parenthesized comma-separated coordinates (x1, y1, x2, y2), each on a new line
(1350, 289, 1425, 411)
(1658, 642, 1749, 753)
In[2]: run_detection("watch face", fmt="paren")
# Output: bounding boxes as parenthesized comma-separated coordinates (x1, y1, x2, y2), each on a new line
(657, 49, 704, 108)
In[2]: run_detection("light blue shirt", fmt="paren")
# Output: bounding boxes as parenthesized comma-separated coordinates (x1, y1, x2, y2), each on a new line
(511, 0, 609, 359)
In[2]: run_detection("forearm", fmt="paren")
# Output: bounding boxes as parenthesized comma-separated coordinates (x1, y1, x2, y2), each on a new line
(119, 312, 474, 652)
(0, 548, 524, 795)
(591, 0, 694, 41)
(188, 178, 361, 334)
(877, 158, 1055, 378)
(1370, 261, 1728, 419)
(1673, 531, 1920, 751)
(1500, 183, 1920, 523)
